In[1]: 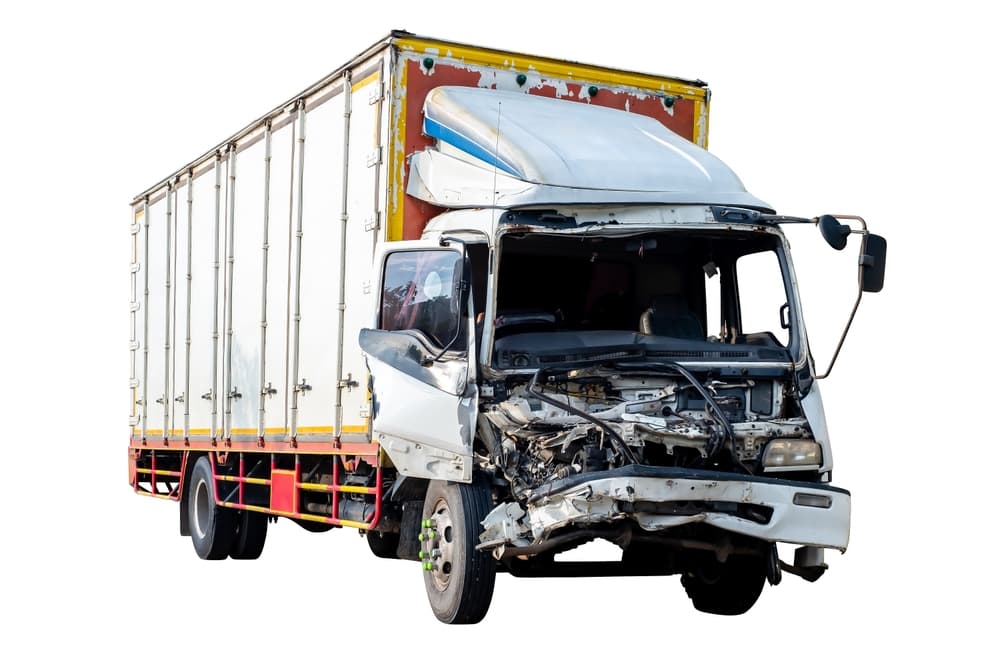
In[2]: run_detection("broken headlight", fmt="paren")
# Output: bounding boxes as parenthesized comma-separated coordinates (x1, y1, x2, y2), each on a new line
(762, 439, 822, 471)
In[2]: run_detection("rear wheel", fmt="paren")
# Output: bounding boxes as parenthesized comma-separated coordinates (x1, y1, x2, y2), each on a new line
(681, 555, 766, 615)
(230, 510, 268, 560)
(420, 478, 496, 624)
(188, 456, 236, 560)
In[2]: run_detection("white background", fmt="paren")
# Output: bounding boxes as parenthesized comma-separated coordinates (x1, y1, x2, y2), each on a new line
(1, 1, 996, 663)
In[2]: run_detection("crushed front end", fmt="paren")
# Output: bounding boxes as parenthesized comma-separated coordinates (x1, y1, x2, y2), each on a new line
(477, 363, 848, 583)
(474, 217, 850, 590)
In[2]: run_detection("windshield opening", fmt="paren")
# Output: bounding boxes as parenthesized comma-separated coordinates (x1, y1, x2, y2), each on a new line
(490, 229, 796, 368)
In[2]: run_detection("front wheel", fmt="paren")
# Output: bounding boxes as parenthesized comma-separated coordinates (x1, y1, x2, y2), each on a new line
(420, 478, 497, 624)
(681, 555, 766, 615)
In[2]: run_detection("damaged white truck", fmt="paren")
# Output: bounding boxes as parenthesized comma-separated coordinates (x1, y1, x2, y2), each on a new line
(129, 32, 886, 625)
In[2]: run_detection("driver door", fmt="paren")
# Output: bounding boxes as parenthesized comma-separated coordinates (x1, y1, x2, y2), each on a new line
(359, 242, 477, 482)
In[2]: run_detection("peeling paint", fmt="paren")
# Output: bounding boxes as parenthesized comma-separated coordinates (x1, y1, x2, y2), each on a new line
(387, 38, 710, 238)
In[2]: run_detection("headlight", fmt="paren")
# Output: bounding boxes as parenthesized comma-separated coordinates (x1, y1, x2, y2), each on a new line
(762, 439, 822, 471)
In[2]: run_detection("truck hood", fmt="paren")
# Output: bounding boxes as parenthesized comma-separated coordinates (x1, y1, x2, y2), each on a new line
(407, 86, 773, 211)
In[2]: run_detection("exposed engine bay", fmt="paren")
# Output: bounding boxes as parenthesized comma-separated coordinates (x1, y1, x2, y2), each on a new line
(480, 364, 811, 498)
(474, 362, 843, 559)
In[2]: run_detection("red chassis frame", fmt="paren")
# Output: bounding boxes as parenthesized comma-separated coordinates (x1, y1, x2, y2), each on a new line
(129, 438, 384, 531)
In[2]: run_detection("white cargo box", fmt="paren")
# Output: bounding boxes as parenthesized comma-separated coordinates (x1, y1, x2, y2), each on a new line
(129, 31, 711, 446)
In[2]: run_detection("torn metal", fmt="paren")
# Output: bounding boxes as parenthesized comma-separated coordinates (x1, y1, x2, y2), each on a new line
(476, 363, 848, 560)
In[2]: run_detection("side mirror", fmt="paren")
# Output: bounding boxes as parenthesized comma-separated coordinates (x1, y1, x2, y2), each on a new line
(817, 214, 851, 251)
(861, 234, 887, 293)
(811, 214, 886, 380)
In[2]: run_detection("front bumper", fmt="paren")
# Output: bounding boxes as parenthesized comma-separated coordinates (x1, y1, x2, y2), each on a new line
(481, 465, 851, 552)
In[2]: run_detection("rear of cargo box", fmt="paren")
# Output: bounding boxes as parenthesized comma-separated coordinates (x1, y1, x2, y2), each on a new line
(129, 30, 709, 457)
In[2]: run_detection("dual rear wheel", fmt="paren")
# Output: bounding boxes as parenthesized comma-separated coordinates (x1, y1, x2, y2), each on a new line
(188, 456, 267, 560)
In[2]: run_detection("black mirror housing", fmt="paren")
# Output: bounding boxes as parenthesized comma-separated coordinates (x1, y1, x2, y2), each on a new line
(861, 234, 887, 293)
(818, 214, 851, 251)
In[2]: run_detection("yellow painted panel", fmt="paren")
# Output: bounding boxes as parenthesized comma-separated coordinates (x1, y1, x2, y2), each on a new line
(351, 70, 380, 92)
(297, 426, 334, 434)
(387, 52, 408, 242)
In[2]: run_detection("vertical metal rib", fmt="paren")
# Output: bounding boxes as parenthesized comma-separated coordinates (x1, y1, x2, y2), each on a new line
(163, 184, 173, 440)
(369, 66, 385, 257)
(130, 213, 138, 430)
(334, 72, 352, 437)
(184, 171, 194, 437)
(224, 146, 238, 440)
(170, 184, 179, 437)
(289, 102, 307, 439)
(259, 122, 273, 440)
(211, 154, 222, 440)
(283, 117, 296, 434)
(141, 199, 150, 439)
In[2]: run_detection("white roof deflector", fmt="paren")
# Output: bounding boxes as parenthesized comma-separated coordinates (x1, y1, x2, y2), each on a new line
(407, 86, 773, 211)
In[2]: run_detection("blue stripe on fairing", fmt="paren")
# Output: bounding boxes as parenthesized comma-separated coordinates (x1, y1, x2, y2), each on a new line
(423, 116, 522, 178)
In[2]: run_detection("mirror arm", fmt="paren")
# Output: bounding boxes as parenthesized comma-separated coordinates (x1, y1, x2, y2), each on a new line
(814, 222, 869, 380)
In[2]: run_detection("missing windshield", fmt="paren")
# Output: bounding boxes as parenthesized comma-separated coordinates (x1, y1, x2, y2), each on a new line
(491, 229, 795, 367)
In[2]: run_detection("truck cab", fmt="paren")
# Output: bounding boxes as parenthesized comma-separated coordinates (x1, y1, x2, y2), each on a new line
(360, 86, 885, 622)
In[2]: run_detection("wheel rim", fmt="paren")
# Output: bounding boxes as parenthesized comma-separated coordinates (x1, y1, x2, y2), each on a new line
(193, 477, 210, 539)
(427, 497, 456, 592)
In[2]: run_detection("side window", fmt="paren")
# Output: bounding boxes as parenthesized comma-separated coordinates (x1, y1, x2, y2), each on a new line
(380, 250, 463, 348)
(736, 250, 789, 347)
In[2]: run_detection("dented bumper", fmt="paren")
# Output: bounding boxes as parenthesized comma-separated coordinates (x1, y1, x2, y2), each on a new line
(481, 465, 851, 552)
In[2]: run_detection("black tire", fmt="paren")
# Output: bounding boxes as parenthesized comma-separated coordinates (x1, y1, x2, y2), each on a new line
(420, 478, 497, 624)
(230, 510, 268, 560)
(292, 518, 335, 533)
(188, 456, 236, 560)
(681, 555, 766, 615)
(366, 530, 400, 559)
(621, 543, 672, 576)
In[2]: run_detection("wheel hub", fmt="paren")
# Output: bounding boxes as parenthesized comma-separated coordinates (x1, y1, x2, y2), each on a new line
(193, 477, 210, 539)
(419, 498, 456, 591)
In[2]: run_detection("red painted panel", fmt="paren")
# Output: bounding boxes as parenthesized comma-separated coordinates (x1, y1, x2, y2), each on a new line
(270, 470, 297, 513)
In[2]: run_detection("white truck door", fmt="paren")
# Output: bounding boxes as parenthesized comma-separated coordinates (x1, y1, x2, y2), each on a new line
(360, 242, 477, 483)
